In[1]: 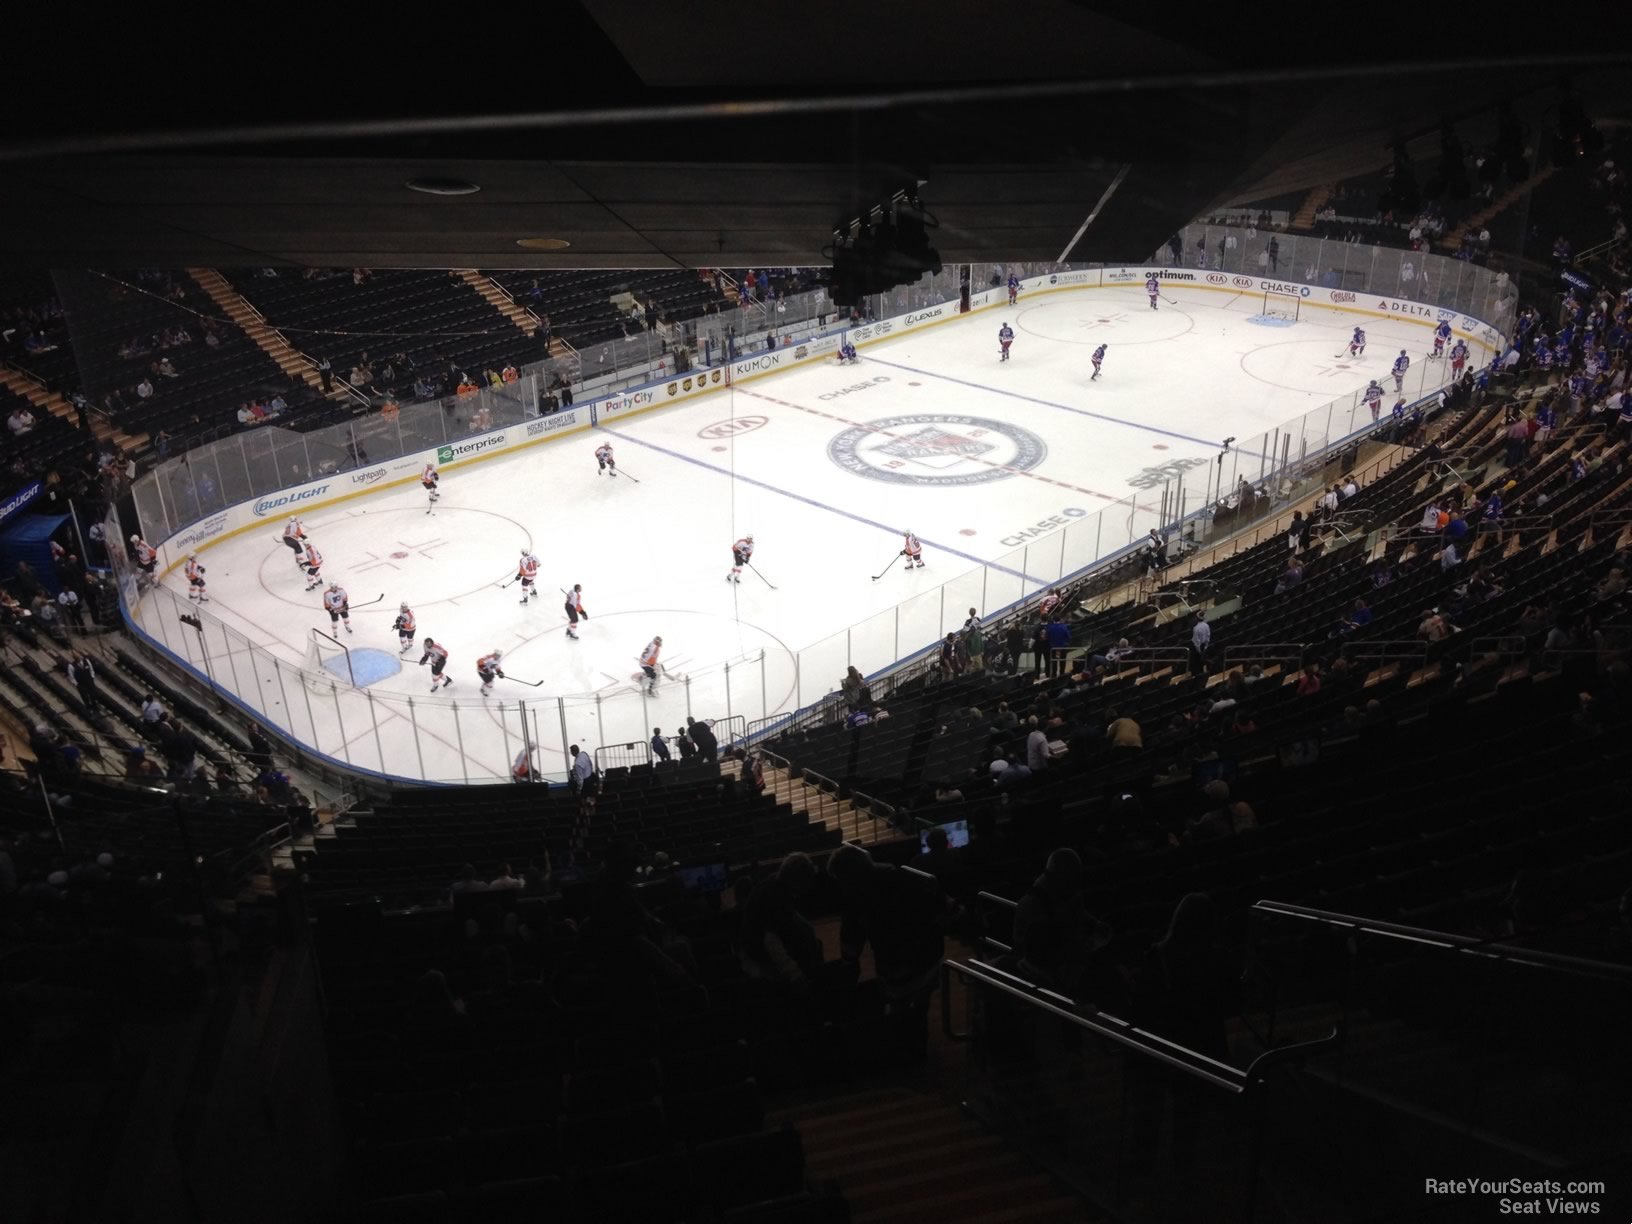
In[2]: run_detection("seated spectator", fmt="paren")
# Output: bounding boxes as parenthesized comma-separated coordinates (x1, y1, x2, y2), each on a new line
(7, 406, 35, 436)
(1418, 608, 1455, 642)
(740, 751, 765, 795)
(489, 862, 523, 891)
(1105, 710, 1142, 752)
(1296, 662, 1322, 696)
(450, 863, 488, 895)
(1187, 780, 1257, 841)
(1274, 558, 1304, 594)
(1342, 598, 1373, 633)
(135, 376, 155, 400)
(157, 356, 179, 378)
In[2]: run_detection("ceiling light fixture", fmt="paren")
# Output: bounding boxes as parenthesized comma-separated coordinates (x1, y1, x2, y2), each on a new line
(405, 177, 481, 196)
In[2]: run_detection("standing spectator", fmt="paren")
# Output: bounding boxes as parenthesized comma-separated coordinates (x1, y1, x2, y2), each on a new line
(827, 845, 945, 1063)
(141, 694, 166, 723)
(688, 717, 719, 765)
(316, 355, 332, 393)
(1025, 716, 1051, 773)
(1044, 617, 1071, 678)
(67, 652, 101, 714)
(964, 619, 986, 674)
(1506, 414, 1530, 467)
(56, 587, 85, 630)
(740, 751, 765, 795)
(568, 744, 596, 799)
(1190, 611, 1212, 672)
(1009, 848, 1110, 995)
(650, 727, 671, 763)
(675, 722, 697, 762)
(739, 852, 824, 988)
(1133, 893, 1236, 1062)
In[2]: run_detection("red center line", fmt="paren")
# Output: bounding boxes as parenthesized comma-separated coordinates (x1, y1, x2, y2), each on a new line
(733, 385, 1126, 503)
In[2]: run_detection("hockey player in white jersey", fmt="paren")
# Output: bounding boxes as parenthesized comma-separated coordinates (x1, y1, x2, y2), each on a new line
(516, 549, 539, 605)
(184, 554, 208, 602)
(1391, 350, 1411, 393)
(322, 582, 352, 634)
(393, 603, 417, 653)
(421, 463, 440, 512)
(1146, 275, 1160, 310)
(595, 442, 617, 477)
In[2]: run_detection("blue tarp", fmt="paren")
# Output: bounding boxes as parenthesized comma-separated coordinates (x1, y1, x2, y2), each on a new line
(0, 512, 70, 596)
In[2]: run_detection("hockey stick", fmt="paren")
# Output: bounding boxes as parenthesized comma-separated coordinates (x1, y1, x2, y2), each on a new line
(1162, 294, 1178, 305)
(503, 675, 546, 687)
(498, 574, 518, 588)
(349, 593, 386, 608)
(748, 562, 777, 590)
(616, 468, 641, 484)
(871, 553, 901, 581)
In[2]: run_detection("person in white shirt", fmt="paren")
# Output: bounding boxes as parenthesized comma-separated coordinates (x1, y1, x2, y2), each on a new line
(1191, 613, 1212, 671)
(7, 407, 35, 436)
(1341, 476, 1359, 499)
(141, 695, 165, 723)
(568, 744, 595, 796)
(1025, 718, 1050, 772)
(488, 863, 523, 891)
(135, 377, 155, 400)
(1440, 542, 1460, 571)
(1320, 486, 1339, 515)
(1421, 502, 1441, 532)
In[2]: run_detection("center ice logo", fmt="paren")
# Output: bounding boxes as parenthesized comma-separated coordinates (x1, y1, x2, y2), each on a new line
(827, 414, 1047, 487)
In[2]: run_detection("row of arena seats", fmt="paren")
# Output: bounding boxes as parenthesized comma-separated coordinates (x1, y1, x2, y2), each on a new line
(225, 269, 541, 399)
(483, 268, 725, 349)
(298, 762, 844, 907)
(316, 890, 866, 1223)
(1, 382, 87, 501)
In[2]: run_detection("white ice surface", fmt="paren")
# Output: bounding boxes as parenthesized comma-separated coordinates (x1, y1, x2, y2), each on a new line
(137, 283, 1478, 781)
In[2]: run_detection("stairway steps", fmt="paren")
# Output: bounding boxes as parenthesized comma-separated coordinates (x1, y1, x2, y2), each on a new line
(806, 1131, 1002, 1181)
(456, 270, 538, 337)
(825, 1143, 1022, 1194)
(858, 1173, 1072, 1223)
(795, 1099, 957, 1143)
(187, 269, 340, 402)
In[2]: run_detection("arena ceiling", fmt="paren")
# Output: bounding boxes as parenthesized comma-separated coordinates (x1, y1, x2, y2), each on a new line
(1, 4, 1627, 270)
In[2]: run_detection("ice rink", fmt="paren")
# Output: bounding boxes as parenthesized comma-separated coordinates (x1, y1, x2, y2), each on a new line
(138, 282, 1488, 781)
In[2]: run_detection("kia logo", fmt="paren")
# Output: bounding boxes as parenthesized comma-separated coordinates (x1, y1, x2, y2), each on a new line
(698, 415, 768, 439)
(1206, 274, 1227, 285)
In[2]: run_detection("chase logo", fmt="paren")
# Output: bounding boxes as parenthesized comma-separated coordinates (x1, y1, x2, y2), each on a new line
(828, 414, 1046, 487)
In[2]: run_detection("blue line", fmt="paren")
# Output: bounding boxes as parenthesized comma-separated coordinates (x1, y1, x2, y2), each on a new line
(599, 425, 1050, 585)
(864, 355, 1219, 447)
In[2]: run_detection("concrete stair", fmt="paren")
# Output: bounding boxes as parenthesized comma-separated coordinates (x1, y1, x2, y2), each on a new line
(456, 270, 538, 337)
(1291, 183, 1338, 231)
(0, 365, 122, 446)
(773, 1087, 1090, 1223)
(762, 761, 899, 846)
(1443, 165, 1556, 248)
(186, 269, 340, 401)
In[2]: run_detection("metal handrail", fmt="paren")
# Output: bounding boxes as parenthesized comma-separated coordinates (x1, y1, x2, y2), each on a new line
(1343, 639, 1429, 663)
(1251, 900, 1632, 982)
(940, 957, 1250, 1093)
(1223, 643, 1306, 668)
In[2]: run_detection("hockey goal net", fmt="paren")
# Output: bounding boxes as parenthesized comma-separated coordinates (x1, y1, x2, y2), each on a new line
(304, 628, 355, 692)
(1261, 289, 1301, 321)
